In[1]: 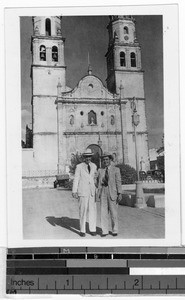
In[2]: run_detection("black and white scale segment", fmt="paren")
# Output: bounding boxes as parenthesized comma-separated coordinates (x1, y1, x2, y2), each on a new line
(6, 247, 185, 295)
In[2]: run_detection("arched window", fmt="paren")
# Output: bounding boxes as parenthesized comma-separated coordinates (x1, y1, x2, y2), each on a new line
(40, 45, 46, 61)
(52, 46, 58, 62)
(45, 18, 51, 36)
(124, 26, 129, 34)
(130, 52, 136, 67)
(88, 110, 97, 125)
(120, 52, 126, 67)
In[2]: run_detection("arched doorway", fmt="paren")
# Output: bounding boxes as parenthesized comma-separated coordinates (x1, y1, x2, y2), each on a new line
(87, 144, 102, 169)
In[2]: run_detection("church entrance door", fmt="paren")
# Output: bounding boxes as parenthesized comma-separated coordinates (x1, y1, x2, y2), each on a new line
(87, 144, 102, 169)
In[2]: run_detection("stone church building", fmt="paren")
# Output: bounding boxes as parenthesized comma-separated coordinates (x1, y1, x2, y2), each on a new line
(23, 15, 149, 177)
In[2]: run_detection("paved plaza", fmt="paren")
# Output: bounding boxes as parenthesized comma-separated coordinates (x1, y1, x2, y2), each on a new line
(23, 188, 165, 239)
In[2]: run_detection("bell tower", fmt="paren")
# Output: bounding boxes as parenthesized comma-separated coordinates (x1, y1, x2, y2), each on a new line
(106, 15, 149, 170)
(31, 16, 66, 170)
(106, 15, 143, 96)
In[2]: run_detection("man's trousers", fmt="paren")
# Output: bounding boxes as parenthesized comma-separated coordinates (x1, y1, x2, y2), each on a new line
(100, 186, 118, 235)
(78, 194, 96, 233)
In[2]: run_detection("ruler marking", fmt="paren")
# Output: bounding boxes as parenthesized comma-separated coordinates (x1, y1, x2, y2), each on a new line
(6, 253, 185, 295)
(124, 281, 126, 290)
(142, 275, 143, 290)
(72, 275, 74, 290)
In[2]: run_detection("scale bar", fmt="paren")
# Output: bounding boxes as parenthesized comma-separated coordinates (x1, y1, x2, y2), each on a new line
(131, 268, 185, 275)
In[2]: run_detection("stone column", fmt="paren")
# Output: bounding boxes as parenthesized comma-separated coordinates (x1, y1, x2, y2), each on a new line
(136, 47, 142, 69)
(126, 48, 130, 68)
(46, 47, 52, 64)
(58, 41, 64, 65)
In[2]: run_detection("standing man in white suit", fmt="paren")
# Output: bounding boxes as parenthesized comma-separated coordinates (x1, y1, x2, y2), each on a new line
(72, 149, 97, 237)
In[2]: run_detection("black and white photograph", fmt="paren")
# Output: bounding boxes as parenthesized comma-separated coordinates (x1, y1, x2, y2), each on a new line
(21, 14, 165, 240)
(5, 4, 180, 247)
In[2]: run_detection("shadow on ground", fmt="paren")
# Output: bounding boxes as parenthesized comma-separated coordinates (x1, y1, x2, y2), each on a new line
(45, 216, 102, 236)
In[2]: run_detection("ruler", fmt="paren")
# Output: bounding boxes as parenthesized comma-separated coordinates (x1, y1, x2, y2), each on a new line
(6, 247, 185, 295)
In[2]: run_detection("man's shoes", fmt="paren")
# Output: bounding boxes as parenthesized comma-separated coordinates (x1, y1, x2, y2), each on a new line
(90, 232, 97, 236)
(80, 232, 86, 237)
(112, 233, 118, 237)
(101, 233, 108, 237)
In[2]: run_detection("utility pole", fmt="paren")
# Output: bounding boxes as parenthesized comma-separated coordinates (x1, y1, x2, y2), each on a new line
(119, 82, 125, 164)
(131, 96, 147, 208)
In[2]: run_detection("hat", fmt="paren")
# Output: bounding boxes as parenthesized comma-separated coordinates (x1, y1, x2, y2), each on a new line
(82, 148, 93, 157)
(101, 152, 113, 160)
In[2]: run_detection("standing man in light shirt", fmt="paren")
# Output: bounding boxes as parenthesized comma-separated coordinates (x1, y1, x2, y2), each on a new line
(96, 152, 122, 237)
(72, 149, 97, 237)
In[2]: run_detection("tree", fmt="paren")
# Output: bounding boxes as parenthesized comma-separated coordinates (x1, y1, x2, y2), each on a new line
(69, 152, 83, 174)
(116, 163, 137, 184)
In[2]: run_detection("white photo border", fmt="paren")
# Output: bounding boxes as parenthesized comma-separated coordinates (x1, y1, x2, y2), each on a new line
(5, 3, 180, 248)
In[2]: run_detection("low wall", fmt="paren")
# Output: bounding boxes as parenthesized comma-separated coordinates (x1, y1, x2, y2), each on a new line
(23, 176, 164, 190)
(22, 176, 56, 189)
(122, 182, 164, 191)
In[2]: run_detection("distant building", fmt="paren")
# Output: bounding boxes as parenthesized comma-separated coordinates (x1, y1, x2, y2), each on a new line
(149, 148, 158, 170)
(149, 145, 164, 171)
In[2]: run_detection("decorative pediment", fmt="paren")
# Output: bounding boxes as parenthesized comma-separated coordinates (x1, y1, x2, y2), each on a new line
(61, 75, 115, 100)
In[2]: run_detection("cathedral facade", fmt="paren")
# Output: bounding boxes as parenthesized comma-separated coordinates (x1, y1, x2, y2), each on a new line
(27, 15, 149, 175)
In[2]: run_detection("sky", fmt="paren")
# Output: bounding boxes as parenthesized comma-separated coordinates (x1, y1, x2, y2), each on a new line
(21, 15, 163, 149)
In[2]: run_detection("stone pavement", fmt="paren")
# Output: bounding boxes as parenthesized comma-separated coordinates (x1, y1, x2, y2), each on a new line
(23, 188, 165, 239)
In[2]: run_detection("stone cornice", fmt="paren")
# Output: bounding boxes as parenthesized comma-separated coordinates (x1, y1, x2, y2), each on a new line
(56, 99, 127, 105)
(114, 69, 144, 73)
(127, 131, 148, 135)
(32, 96, 145, 102)
(63, 130, 148, 136)
(105, 42, 140, 57)
(56, 97, 145, 104)
(33, 95, 57, 98)
(32, 64, 66, 69)
(34, 132, 57, 135)
(32, 35, 65, 42)
(64, 131, 122, 136)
